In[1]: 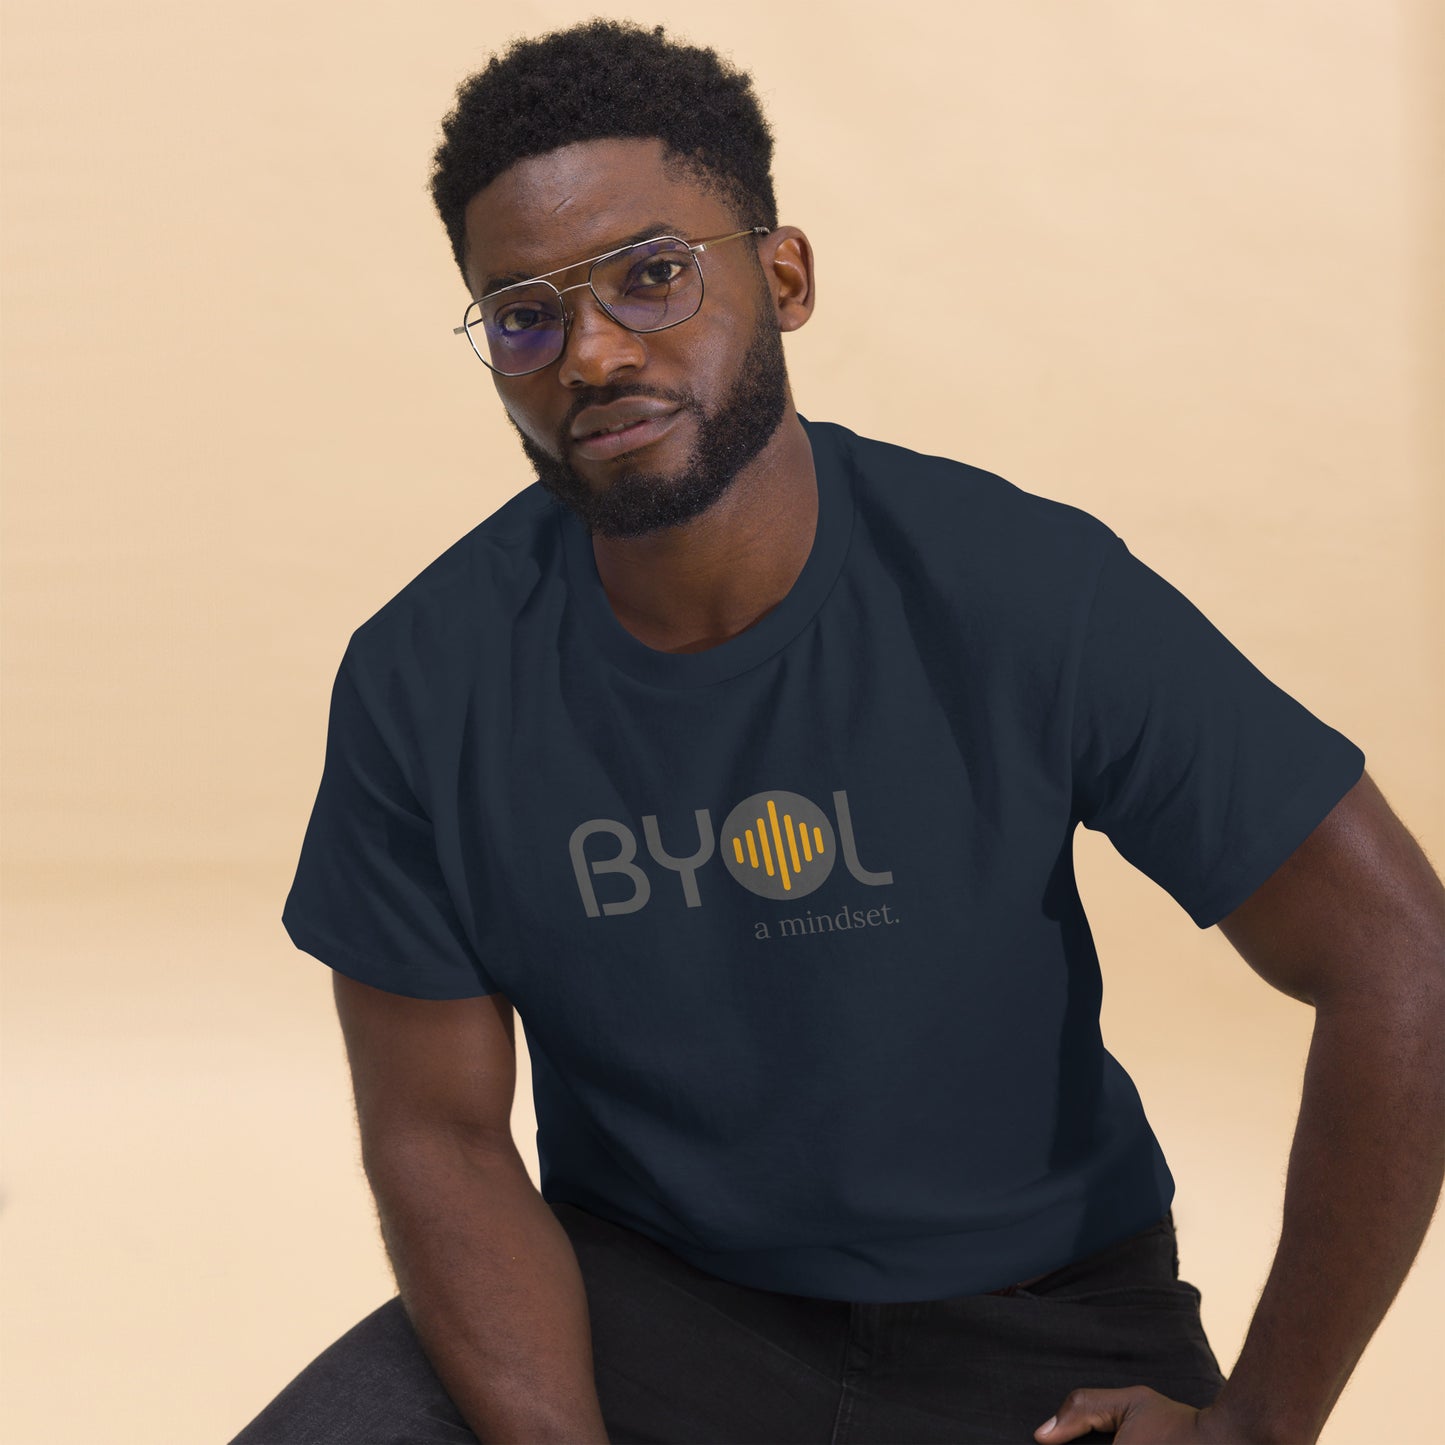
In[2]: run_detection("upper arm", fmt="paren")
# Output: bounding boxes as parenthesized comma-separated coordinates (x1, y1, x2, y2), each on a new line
(1216, 769, 1445, 1008)
(330, 971, 519, 1164)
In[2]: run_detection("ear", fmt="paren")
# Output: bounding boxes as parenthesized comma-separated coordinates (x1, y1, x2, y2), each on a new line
(761, 226, 815, 332)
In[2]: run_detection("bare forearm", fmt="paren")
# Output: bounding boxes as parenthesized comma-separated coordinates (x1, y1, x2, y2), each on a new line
(367, 1132, 611, 1445)
(1210, 991, 1445, 1444)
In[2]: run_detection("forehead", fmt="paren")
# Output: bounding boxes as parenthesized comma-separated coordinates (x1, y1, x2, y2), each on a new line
(461, 136, 733, 297)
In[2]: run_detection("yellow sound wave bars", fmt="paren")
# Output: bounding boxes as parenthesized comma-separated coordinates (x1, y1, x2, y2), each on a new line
(730, 796, 825, 892)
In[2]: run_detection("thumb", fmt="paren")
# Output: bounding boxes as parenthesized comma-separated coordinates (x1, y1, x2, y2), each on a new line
(1035, 1387, 1137, 1441)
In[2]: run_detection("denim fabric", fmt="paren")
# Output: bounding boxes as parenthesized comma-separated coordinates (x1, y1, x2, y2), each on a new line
(228, 1202, 1226, 1445)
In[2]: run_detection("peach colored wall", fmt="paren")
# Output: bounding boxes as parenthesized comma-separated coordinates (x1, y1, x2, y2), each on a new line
(3, 2, 1440, 1442)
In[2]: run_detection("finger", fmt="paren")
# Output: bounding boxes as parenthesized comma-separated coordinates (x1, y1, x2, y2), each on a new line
(1035, 1386, 1145, 1441)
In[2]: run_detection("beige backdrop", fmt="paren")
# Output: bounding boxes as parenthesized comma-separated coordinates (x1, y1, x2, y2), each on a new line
(3, 2, 1441, 1442)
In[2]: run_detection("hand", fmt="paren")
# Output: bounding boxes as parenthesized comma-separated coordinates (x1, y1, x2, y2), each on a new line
(1035, 1387, 1258, 1443)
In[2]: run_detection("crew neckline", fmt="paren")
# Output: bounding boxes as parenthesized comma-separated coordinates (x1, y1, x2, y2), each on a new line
(559, 412, 855, 689)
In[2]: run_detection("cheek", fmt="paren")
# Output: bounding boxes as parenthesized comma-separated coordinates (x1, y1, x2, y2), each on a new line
(666, 308, 742, 392)
(496, 381, 543, 429)
(703, 283, 757, 343)
(496, 394, 541, 445)
(704, 287, 768, 371)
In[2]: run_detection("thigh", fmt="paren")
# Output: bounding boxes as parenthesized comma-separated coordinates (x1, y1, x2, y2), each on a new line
(834, 1216, 1227, 1445)
(229, 1202, 850, 1445)
(553, 1199, 847, 1445)
(227, 1296, 477, 1445)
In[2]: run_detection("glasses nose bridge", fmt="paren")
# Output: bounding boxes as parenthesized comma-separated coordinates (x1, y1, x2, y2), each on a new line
(550, 274, 633, 345)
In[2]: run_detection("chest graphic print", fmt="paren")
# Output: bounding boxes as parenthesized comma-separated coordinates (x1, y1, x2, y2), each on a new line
(569, 788, 897, 939)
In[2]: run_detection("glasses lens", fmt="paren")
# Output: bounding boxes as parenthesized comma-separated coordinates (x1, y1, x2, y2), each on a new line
(469, 284, 566, 374)
(592, 238, 701, 332)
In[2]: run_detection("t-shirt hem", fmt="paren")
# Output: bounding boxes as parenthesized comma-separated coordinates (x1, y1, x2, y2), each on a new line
(566, 1133, 1176, 1303)
(1183, 742, 1366, 930)
(281, 911, 500, 1000)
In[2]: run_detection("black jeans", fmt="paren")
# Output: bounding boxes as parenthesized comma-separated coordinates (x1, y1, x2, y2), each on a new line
(228, 1201, 1226, 1445)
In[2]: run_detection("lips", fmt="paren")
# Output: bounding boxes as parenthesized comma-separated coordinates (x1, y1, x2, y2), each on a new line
(571, 408, 683, 461)
(571, 398, 680, 440)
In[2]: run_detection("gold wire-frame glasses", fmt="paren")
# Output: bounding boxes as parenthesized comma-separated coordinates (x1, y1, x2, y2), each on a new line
(452, 225, 771, 376)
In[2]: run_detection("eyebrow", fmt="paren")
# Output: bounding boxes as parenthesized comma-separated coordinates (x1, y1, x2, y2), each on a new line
(480, 221, 688, 297)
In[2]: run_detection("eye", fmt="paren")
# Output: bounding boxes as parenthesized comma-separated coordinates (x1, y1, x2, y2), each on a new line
(626, 257, 689, 291)
(496, 304, 552, 334)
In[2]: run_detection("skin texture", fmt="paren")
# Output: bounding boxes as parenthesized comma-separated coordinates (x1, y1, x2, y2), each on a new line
(459, 135, 1445, 1445)
(461, 136, 817, 654)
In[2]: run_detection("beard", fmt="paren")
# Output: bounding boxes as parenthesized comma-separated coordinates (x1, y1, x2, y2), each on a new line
(503, 299, 791, 540)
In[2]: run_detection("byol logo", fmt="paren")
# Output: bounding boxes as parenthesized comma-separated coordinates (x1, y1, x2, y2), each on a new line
(569, 788, 893, 916)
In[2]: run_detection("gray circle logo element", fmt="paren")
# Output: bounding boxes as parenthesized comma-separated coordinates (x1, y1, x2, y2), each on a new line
(719, 790, 836, 899)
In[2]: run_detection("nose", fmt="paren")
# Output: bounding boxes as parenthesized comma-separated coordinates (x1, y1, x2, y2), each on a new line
(555, 285, 649, 389)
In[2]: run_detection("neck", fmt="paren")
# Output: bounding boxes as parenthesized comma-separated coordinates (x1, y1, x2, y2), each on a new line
(590, 404, 818, 655)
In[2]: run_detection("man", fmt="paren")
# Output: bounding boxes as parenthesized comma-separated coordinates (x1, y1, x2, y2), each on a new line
(231, 19, 1445, 1445)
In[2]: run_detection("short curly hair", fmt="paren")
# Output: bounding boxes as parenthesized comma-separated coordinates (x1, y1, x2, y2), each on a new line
(428, 18, 779, 291)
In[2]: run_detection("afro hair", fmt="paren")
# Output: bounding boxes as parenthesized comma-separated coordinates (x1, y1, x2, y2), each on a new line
(428, 18, 779, 290)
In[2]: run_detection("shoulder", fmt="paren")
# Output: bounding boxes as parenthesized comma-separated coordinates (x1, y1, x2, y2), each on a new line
(343, 481, 560, 694)
(815, 416, 1118, 611)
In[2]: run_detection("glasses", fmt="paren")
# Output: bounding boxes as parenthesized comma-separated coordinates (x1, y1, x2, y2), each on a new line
(453, 226, 770, 376)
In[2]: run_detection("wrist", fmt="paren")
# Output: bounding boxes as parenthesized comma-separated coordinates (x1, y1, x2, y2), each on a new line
(1200, 1391, 1321, 1445)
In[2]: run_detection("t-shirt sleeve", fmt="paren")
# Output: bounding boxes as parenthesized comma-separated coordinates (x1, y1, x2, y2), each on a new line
(281, 641, 501, 999)
(1069, 530, 1366, 930)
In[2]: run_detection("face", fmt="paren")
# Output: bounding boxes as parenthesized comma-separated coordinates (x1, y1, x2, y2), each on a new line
(460, 137, 810, 539)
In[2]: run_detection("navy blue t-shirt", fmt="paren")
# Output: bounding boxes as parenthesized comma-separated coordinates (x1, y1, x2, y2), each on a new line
(282, 413, 1364, 1302)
